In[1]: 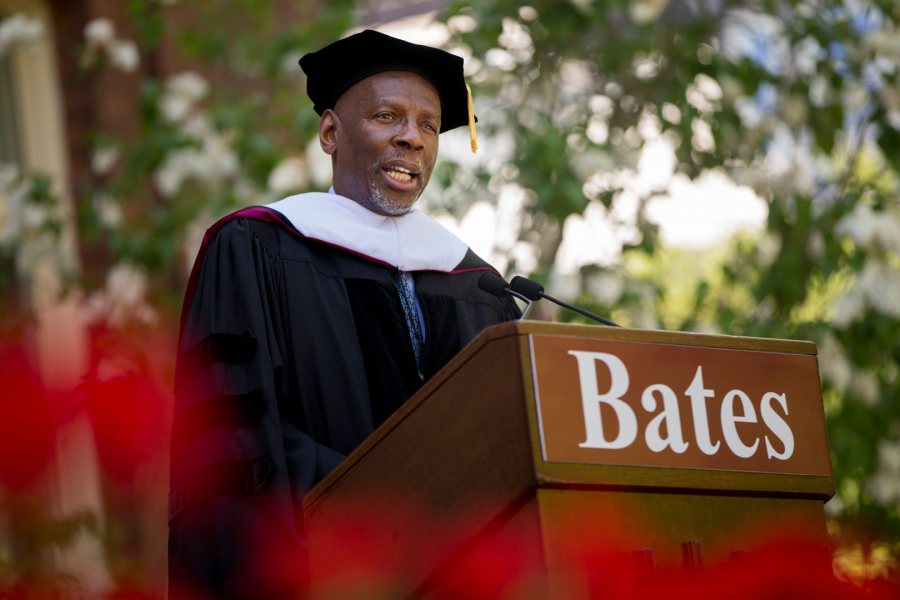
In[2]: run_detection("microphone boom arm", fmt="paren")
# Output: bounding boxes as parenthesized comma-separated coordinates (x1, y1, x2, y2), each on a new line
(541, 292, 618, 327)
(509, 275, 619, 327)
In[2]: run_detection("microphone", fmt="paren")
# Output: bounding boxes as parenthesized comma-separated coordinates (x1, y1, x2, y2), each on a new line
(509, 276, 619, 327)
(478, 272, 534, 319)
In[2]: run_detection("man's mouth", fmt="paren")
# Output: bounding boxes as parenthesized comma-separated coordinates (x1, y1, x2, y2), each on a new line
(382, 165, 418, 184)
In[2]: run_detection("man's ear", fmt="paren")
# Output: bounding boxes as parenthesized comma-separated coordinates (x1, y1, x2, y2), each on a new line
(319, 109, 339, 156)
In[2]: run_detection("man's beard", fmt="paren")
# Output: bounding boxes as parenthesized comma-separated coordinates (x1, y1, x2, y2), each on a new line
(366, 182, 415, 216)
(364, 153, 424, 216)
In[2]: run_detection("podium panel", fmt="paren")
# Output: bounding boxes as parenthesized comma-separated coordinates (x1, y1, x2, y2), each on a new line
(529, 333, 829, 475)
(303, 321, 834, 596)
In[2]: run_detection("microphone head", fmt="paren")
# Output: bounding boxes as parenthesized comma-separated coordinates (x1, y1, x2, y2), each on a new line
(478, 272, 510, 298)
(509, 276, 544, 301)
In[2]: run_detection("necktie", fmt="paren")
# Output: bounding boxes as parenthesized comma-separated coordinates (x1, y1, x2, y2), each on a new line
(394, 272, 425, 381)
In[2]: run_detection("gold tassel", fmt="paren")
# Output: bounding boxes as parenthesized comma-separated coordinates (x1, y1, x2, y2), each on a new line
(466, 83, 478, 153)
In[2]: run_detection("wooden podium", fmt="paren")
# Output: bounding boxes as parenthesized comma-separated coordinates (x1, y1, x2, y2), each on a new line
(303, 321, 833, 595)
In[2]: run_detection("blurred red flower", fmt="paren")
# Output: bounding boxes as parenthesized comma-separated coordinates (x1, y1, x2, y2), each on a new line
(0, 340, 56, 490)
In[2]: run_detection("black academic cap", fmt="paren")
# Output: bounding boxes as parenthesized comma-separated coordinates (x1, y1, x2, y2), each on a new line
(299, 29, 474, 135)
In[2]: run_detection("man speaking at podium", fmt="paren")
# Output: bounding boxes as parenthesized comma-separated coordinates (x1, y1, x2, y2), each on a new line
(168, 30, 519, 597)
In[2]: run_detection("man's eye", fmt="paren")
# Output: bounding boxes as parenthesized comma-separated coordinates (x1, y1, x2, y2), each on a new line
(376, 113, 394, 120)
(422, 123, 438, 133)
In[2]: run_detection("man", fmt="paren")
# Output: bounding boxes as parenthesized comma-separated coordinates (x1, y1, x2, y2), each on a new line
(168, 30, 519, 597)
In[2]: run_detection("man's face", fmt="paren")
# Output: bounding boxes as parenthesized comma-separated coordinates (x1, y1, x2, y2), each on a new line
(321, 71, 441, 216)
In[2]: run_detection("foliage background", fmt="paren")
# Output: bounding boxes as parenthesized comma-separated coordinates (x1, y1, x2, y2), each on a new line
(0, 0, 898, 593)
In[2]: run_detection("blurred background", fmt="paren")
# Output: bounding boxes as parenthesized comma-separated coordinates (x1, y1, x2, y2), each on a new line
(0, 0, 898, 595)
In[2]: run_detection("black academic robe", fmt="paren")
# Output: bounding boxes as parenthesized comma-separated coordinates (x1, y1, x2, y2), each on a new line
(168, 207, 519, 597)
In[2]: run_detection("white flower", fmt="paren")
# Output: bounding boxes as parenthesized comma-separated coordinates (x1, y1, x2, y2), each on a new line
(763, 126, 816, 196)
(485, 48, 515, 72)
(834, 259, 900, 326)
(833, 287, 866, 328)
(835, 204, 900, 254)
(8, 177, 33, 207)
(569, 149, 607, 181)
(92, 192, 123, 228)
(818, 333, 852, 392)
(498, 17, 534, 63)
(887, 110, 900, 131)
(629, 0, 668, 24)
(809, 75, 830, 107)
(691, 118, 715, 152)
(153, 132, 239, 198)
(0, 13, 44, 57)
(166, 72, 208, 102)
(735, 97, 764, 128)
(548, 271, 580, 300)
(21, 203, 47, 229)
(180, 114, 213, 140)
(864, 30, 900, 61)
(686, 74, 722, 113)
(880, 440, 900, 473)
(159, 72, 209, 123)
(153, 155, 187, 198)
(84, 262, 157, 328)
(84, 18, 115, 47)
(305, 136, 333, 189)
(268, 156, 309, 193)
(279, 49, 305, 76)
(82, 292, 106, 324)
(0, 177, 46, 244)
(81, 18, 140, 74)
(860, 260, 900, 319)
(793, 36, 824, 76)
(837, 204, 878, 247)
(586, 270, 624, 305)
(159, 94, 193, 123)
(109, 39, 139, 72)
(448, 15, 478, 34)
(107, 263, 146, 306)
(824, 494, 844, 517)
(91, 146, 120, 175)
(202, 133, 240, 179)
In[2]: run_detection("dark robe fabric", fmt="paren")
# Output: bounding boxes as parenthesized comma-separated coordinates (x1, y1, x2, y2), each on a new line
(168, 206, 519, 597)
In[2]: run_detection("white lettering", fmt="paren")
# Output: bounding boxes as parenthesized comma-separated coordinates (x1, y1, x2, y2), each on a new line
(761, 392, 794, 460)
(721, 390, 759, 458)
(641, 384, 689, 453)
(569, 351, 637, 450)
(684, 366, 720, 455)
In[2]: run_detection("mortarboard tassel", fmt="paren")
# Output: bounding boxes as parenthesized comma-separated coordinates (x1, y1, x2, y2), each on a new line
(466, 83, 478, 153)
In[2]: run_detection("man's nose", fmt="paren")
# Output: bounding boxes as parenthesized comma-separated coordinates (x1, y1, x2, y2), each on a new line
(393, 118, 425, 151)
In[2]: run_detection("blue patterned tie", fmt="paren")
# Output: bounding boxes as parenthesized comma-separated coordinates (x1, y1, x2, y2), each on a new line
(394, 272, 425, 381)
